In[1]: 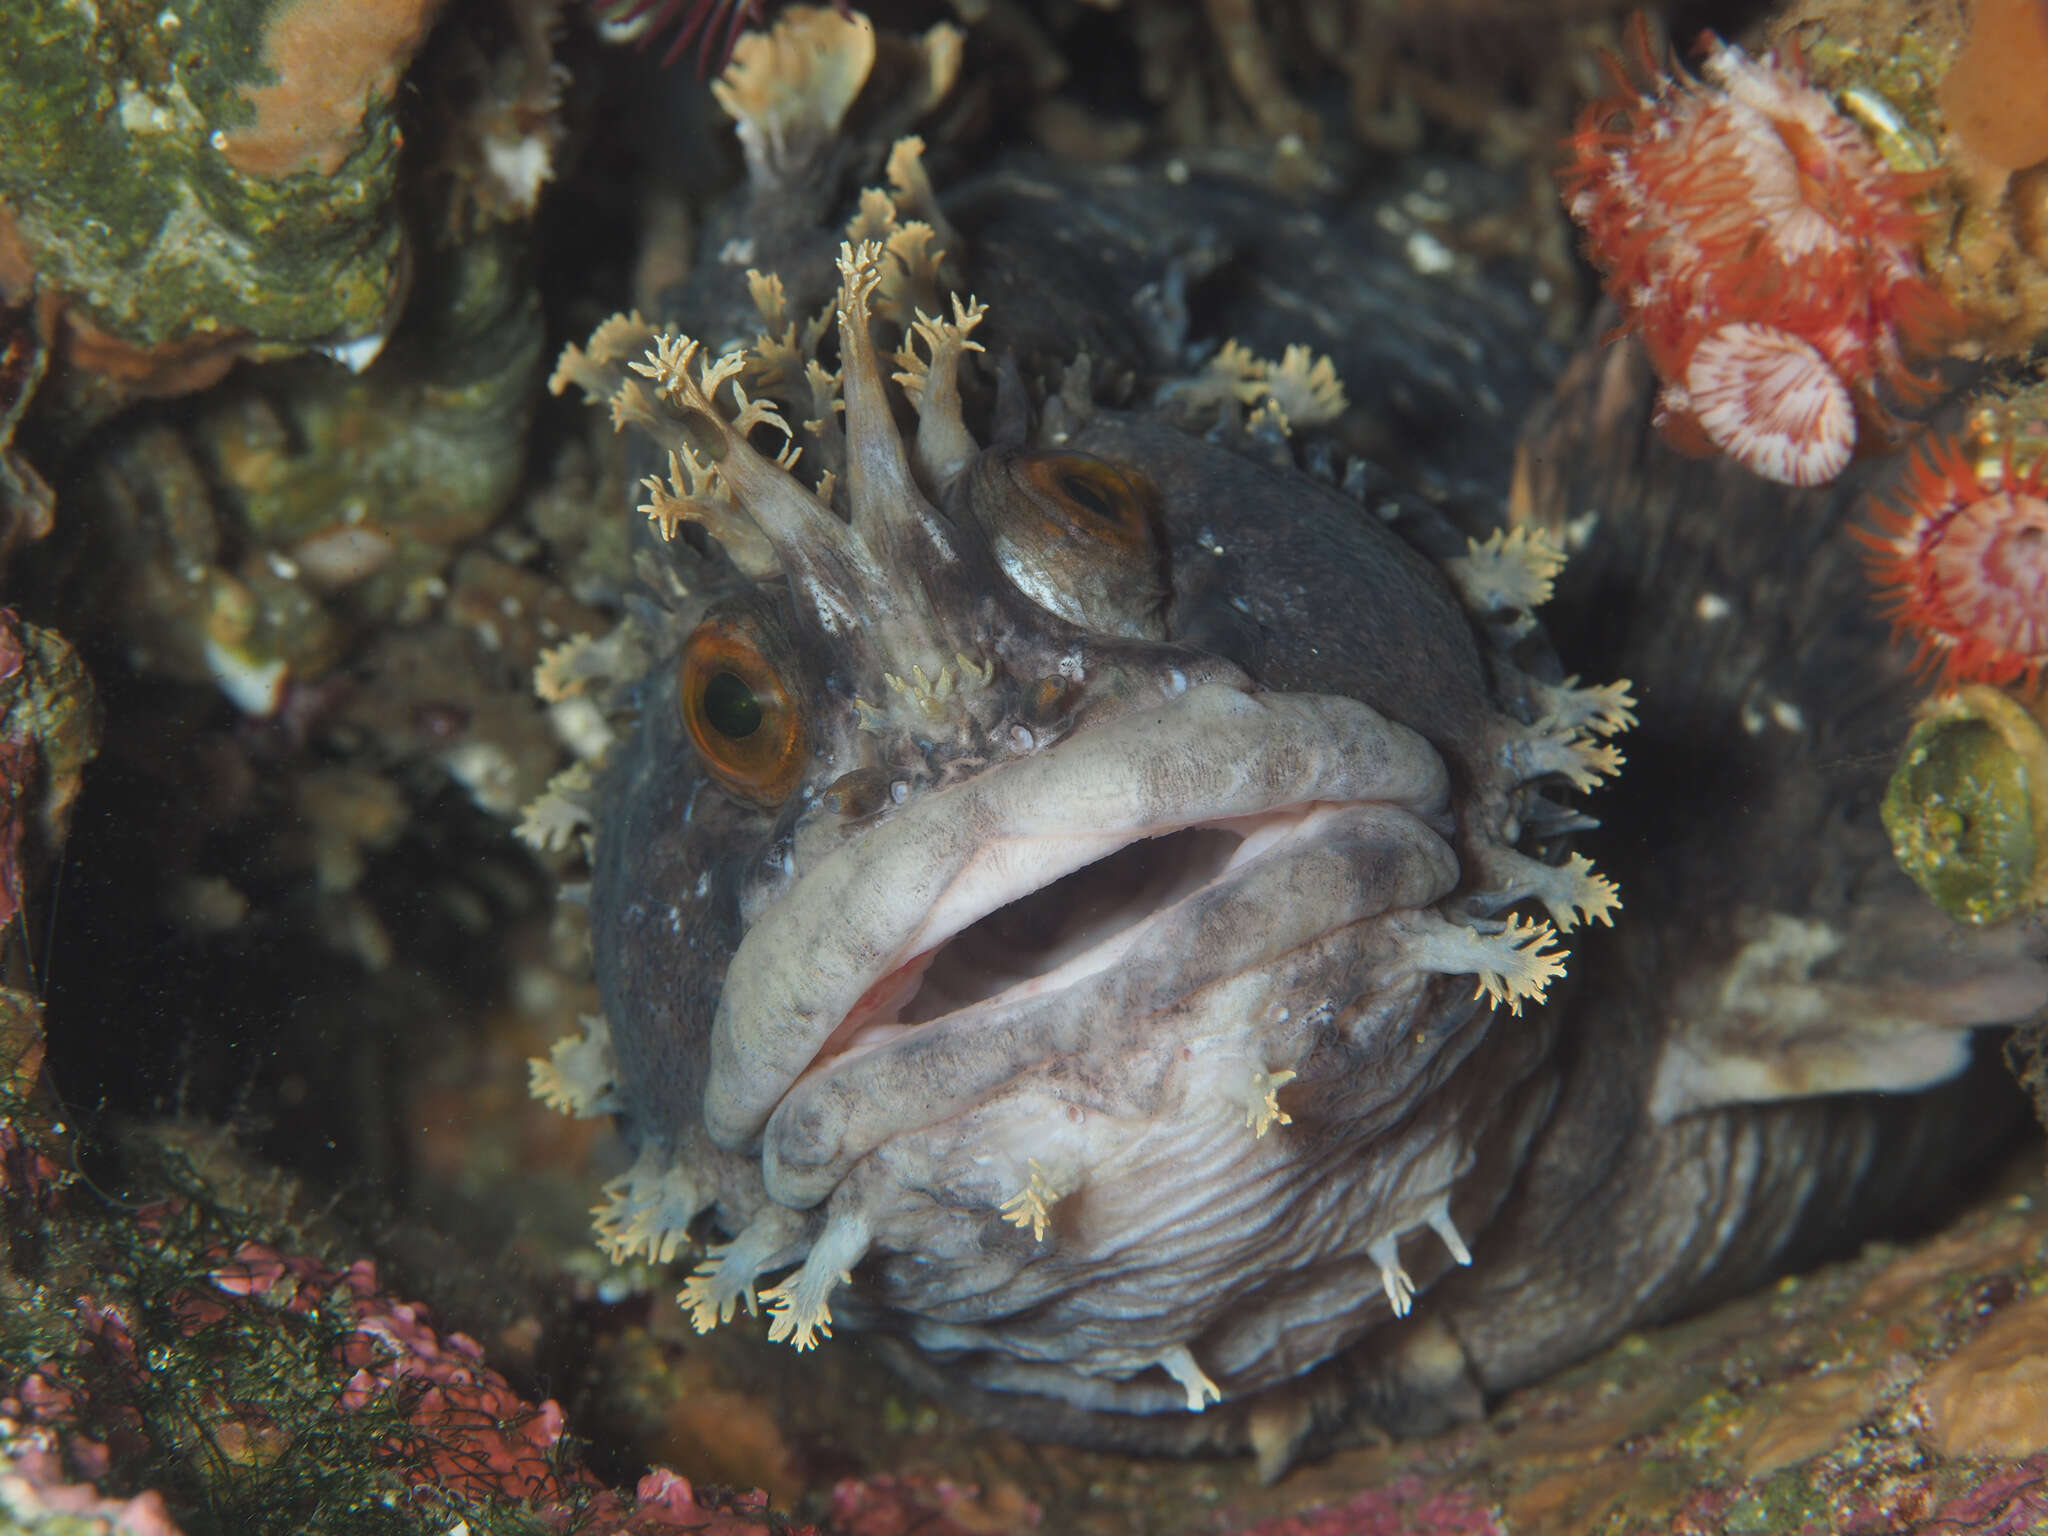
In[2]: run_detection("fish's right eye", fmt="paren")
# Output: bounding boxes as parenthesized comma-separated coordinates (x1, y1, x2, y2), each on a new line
(679, 618, 806, 806)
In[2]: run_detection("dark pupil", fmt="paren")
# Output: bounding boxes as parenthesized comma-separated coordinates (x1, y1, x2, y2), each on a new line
(1058, 471, 1118, 523)
(702, 670, 763, 739)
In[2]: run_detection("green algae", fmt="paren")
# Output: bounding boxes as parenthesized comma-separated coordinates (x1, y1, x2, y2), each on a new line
(0, 1111, 575, 1536)
(0, 0, 407, 361)
(1721, 1470, 1829, 1535)
(201, 222, 543, 559)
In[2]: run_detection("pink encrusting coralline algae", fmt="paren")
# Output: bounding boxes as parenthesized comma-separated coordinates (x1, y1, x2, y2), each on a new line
(1560, 20, 1954, 486)
(1, 1204, 823, 1534)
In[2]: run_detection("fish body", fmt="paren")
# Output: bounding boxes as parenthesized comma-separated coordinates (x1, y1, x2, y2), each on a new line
(544, 139, 2046, 1468)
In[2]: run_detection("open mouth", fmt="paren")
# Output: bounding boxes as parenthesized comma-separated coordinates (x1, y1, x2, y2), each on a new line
(703, 684, 1456, 1155)
(817, 813, 1322, 1065)
(906, 825, 1249, 1021)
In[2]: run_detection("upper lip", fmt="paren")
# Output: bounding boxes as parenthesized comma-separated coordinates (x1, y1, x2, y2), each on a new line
(702, 683, 1455, 1167)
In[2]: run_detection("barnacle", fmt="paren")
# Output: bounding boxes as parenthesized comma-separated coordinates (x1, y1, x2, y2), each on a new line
(1883, 684, 2048, 925)
(1560, 22, 1953, 484)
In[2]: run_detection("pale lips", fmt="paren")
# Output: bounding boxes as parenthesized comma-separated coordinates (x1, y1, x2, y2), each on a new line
(702, 684, 1455, 1151)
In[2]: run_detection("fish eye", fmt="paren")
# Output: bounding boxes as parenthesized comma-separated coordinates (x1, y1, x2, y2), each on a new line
(1020, 452, 1153, 552)
(964, 449, 1169, 639)
(679, 617, 806, 806)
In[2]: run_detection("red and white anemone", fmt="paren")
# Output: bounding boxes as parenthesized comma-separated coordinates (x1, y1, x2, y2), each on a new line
(1561, 23, 1953, 485)
(1865, 433, 2048, 690)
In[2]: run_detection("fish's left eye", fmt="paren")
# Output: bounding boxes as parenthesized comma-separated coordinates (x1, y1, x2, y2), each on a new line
(679, 617, 806, 807)
(964, 449, 1169, 639)
(1023, 454, 1153, 552)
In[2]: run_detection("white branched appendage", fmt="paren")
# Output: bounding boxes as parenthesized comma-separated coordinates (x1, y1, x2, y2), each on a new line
(680, 1255, 753, 1335)
(1542, 853, 1622, 931)
(534, 635, 597, 702)
(638, 448, 718, 542)
(879, 221, 946, 323)
(1464, 916, 1567, 1015)
(1157, 1344, 1223, 1412)
(1369, 1233, 1416, 1318)
(516, 762, 597, 853)
(1247, 398, 1293, 442)
(1391, 911, 1568, 1016)
(590, 1144, 711, 1266)
(882, 652, 994, 720)
(742, 266, 835, 397)
(1262, 343, 1348, 427)
(1000, 1159, 1062, 1242)
(1449, 527, 1569, 613)
(680, 1205, 808, 1334)
(535, 625, 651, 715)
(761, 1208, 872, 1351)
(1476, 848, 1622, 933)
(893, 294, 987, 492)
(1533, 676, 1638, 738)
(633, 337, 797, 448)
(1163, 339, 1349, 435)
(548, 310, 656, 399)
(1510, 724, 1627, 794)
(635, 445, 781, 579)
(1424, 1197, 1473, 1267)
(1244, 1068, 1297, 1138)
(892, 296, 987, 409)
(551, 311, 820, 583)
(527, 1012, 618, 1118)
(1206, 340, 1269, 405)
(846, 184, 898, 241)
(886, 135, 957, 243)
(711, 4, 879, 189)
(1431, 519, 1628, 1021)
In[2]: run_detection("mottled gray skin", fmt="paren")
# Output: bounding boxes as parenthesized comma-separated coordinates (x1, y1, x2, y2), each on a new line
(583, 152, 2043, 1464)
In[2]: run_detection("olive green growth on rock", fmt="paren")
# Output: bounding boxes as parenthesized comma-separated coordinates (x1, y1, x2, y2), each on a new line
(75, 220, 545, 715)
(1883, 685, 2048, 925)
(0, 0, 430, 375)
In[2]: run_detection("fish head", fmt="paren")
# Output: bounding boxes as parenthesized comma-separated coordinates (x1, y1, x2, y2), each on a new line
(551, 238, 1625, 1426)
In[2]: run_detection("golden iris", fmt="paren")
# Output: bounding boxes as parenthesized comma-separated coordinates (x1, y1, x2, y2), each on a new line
(679, 619, 805, 806)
